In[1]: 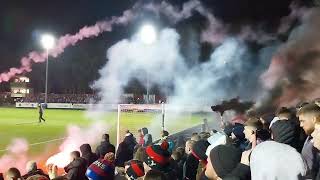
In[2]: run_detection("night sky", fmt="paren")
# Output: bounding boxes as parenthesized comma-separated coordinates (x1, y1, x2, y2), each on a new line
(0, 0, 312, 93)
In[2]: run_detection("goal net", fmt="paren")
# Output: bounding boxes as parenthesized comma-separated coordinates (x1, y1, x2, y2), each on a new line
(116, 104, 212, 147)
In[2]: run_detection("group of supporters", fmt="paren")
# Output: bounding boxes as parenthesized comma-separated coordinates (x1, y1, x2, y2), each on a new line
(2, 100, 320, 180)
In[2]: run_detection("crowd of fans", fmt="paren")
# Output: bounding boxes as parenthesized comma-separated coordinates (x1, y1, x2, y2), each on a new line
(3, 99, 320, 180)
(22, 94, 100, 104)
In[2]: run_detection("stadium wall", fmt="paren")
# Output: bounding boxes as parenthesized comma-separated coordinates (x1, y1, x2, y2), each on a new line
(15, 102, 213, 112)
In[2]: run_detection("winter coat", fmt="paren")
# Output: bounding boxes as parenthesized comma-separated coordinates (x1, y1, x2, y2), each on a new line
(64, 157, 88, 180)
(80, 144, 99, 166)
(95, 141, 116, 158)
(302, 136, 320, 179)
(183, 154, 199, 180)
(115, 135, 136, 167)
(250, 141, 307, 180)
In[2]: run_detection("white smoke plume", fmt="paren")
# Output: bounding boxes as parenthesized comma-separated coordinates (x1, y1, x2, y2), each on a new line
(46, 122, 108, 168)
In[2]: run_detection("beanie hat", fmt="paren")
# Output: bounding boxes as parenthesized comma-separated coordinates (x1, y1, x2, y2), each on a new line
(86, 153, 115, 180)
(125, 160, 145, 180)
(209, 145, 241, 178)
(144, 141, 171, 172)
(232, 123, 245, 140)
(270, 120, 296, 145)
(191, 140, 210, 163)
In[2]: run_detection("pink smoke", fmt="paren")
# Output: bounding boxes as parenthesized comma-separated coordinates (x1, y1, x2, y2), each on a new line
(0, 138, 29, 173)
(46, 122, 108, 168)
(152, 0, 202, 23)
(0, 10, 135, 83)
(260, 7, 320, 107)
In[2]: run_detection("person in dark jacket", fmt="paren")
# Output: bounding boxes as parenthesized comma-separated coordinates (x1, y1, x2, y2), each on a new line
(80, 144, 99, 166)
(310, 110, 320, 180)
(23, 161, 50, 179)
(115, 132, 137, 167)
(64, 151, 88, 180)
(183, 140, 198, 180)
(297, 104, 320, 179)
(270, 120, 300, 150)
(95, 134, 116, 158)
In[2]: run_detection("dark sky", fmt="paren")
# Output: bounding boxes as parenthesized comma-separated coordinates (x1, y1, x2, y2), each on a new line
(0, 0, 312, 93)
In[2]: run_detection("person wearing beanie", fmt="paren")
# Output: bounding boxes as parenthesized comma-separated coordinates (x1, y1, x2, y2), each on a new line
(191, 139, 210, 180)
(86, 152, 116, 180)
(250, 141, 307, 180)
(204, 145, 242, 180)
(231, 124, 248, 152)
(144, 142, 177, 179)
(144, 141, 171, 171)
(270, 120, 299, 149)
(124, 160, 145, 180)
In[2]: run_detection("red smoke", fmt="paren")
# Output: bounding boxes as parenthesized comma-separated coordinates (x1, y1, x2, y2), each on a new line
(0, 10, 134, 83)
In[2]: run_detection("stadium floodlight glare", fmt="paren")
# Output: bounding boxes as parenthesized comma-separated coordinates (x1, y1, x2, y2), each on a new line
(139, 24, 157, 45)
(41, 33, 55, 104)
(41, 34, 55, 50)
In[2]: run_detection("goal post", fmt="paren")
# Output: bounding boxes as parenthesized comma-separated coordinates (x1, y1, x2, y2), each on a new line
(116, 103, 165, 148)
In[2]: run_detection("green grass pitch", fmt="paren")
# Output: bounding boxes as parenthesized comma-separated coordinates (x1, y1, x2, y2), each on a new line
(0, 107, 205, 156)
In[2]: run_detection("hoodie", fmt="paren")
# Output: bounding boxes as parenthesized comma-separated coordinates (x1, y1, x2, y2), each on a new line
(80, 144, 99, 166)
(250, 141, 307, 180)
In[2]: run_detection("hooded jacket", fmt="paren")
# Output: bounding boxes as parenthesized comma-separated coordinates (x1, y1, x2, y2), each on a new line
(250, 141, 307, 180)
(115, 134, 137, 167)
(80, 144, 99, 166)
